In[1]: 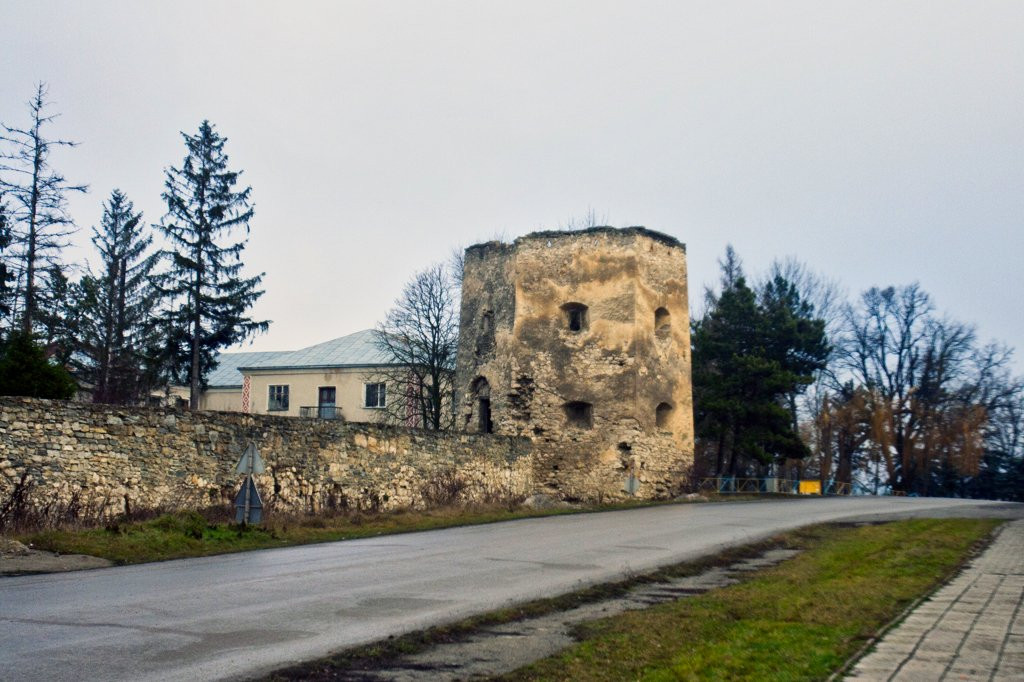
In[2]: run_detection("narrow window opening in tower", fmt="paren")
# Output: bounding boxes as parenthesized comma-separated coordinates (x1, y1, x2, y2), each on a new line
(561, 302, 588, 333)
(656, 402, 673, 430)
(476, 310, 495, 356)
(471, 377, 492, 433)
(655, 307, 671, 337)
(564, 401, 593, 429)
(478, 398, 493, 433)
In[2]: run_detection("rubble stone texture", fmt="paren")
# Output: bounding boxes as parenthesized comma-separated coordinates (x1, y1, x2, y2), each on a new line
(0, 397, 532, 515)
(0, 228, 696, 516)
(455, 227, 695, 501)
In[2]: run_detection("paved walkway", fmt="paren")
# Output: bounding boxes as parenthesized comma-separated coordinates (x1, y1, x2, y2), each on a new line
(848, 519, 1024, 681)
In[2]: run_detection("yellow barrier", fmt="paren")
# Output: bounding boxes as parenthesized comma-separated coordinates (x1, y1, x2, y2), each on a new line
(696, 478, 851, 495)
(798, 480, 822, 495)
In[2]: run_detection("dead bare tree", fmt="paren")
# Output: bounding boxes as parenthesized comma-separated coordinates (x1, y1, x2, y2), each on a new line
(0, 83, 87, 333)
(372, 262, 460, 430)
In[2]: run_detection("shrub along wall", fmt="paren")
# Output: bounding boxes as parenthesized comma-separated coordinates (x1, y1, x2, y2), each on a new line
(0, 397, 534, 519)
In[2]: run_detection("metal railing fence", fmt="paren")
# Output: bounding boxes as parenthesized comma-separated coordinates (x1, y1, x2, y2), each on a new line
(299, 406, 343, 420)
(697, 477, 852, 496)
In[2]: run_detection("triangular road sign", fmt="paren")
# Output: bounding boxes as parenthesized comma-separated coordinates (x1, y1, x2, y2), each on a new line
(235, 443, 266, 474)
(233, 476, 264, 509)
(234, 475, 264, 524)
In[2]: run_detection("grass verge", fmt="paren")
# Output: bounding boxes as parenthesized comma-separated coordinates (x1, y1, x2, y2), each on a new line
(11, 494, 811, 565)
(501, 518, 999, 681)
(264, 519, 997, 681)
(14, 500, 679, 565)
(263, 535, 792, 681)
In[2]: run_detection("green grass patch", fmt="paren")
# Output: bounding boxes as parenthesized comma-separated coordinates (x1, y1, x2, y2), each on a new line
(502, 518, 999, 682)
(264, 535, 793, 681)
(15, 500, 673, 565)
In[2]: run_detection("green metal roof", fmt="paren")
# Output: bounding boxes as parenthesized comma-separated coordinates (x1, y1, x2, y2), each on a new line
(206, 351, 287, 388)
(209, 330, 396, 388)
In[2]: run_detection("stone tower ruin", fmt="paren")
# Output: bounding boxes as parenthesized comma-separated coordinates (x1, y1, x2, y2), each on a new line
(455, 226, 694, 501)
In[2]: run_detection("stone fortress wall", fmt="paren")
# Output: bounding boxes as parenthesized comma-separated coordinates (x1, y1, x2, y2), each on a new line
(0, 227, 695, 516)
(455, 227, 694, 500)
(0, 397, 533, 516)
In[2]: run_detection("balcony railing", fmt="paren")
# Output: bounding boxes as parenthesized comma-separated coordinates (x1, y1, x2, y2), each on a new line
(299, 406, 343, 420)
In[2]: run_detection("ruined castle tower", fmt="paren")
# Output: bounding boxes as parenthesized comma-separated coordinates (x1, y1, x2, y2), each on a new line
(454, 227, 694, 501)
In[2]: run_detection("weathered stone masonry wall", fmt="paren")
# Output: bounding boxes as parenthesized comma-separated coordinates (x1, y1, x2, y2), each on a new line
(455, 228, 695, 502)
(0, 397, 533, 516)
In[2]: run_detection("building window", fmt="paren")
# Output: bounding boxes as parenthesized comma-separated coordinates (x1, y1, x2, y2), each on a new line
(564, 401, 593, 429)
(561, 302, 589, 332)
(365, 382, 387, 408)
(268, 385, 289, 411)
(656, 402, 673, 430)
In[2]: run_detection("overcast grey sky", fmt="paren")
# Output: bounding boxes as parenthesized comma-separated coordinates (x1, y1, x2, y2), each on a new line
(2, 1, 1022, 366)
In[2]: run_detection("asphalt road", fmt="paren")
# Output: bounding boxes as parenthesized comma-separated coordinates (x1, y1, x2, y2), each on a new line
(2, 497, 1021, 682)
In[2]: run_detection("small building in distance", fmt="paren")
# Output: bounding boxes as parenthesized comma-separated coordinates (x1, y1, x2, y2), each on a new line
(454, 226, 694, 501)
(199, 329, 400, 422)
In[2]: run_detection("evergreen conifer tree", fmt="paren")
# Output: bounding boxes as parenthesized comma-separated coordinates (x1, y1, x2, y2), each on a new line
(77, 190, 159, 404)
(0, 329, 77, 399)
(155, 121, 267, 409)
(692, 247, 829, 477)
(35, 265, 80, 366)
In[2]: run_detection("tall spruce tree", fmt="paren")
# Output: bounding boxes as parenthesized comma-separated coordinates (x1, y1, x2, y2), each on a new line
(35, 265, 80, 365)
(0, 83, 86, 333)
(77, 190, 158, 404)
(758, 273, 831, 431)
(155, 121, 267, 409)
(691, 247, 828, 477)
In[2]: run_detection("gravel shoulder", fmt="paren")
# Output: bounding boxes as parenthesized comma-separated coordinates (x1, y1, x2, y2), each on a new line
(0, 537, 113, 576)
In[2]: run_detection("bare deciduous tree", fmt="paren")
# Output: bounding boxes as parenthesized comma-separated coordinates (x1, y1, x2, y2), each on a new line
(832, 283, 1015, 495)
(372, 262, 460, 430)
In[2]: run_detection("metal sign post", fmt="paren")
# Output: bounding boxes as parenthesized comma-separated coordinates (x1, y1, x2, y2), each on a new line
(234, 442, 266, 525)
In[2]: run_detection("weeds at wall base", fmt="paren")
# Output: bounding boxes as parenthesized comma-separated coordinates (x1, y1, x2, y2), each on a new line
(8, 493, 676, 565)
(4, 464, 803, 564)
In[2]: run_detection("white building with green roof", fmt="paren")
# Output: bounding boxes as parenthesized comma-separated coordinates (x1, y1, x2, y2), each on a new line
(200, 329, 402, 422)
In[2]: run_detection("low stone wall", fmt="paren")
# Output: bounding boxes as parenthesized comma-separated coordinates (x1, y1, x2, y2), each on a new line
(0, 397, 533, 518)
